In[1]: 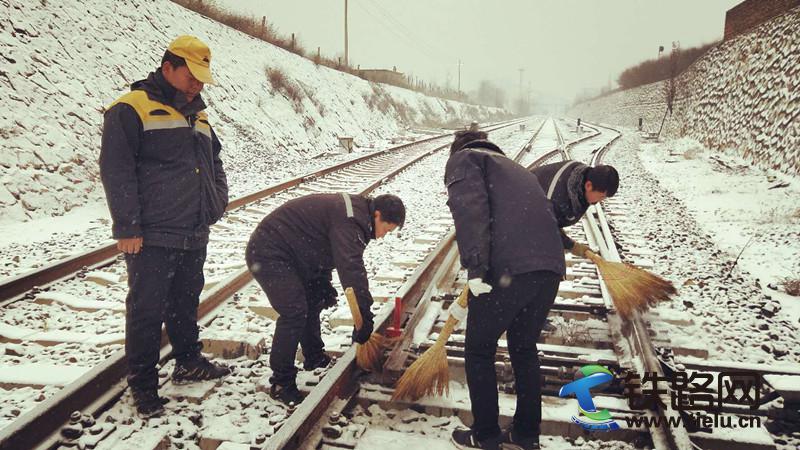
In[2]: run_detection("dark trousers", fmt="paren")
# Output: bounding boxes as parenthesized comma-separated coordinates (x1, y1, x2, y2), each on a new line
(124, 246, 206, 391)
(465, 270, 561, 441)
(248, 264, 328, 387)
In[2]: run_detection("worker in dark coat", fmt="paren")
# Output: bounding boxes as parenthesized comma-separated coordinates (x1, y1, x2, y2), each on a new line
(245, 193, 405, 406)
(531, 161, 619, 257)
(99, 35, 230, 419)
(445, 130, 564, 450)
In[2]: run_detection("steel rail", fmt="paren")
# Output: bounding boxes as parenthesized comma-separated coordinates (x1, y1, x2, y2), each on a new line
(0, 118, 529, 450)
(298, 118, 688, 449)
(0, 119, 527, 305)
(273, 119, 554, 449)
(287, 119, 568, 449)
(577, 120, 693, 450)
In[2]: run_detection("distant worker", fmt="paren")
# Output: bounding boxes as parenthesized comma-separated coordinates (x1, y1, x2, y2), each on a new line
(245, 193, 405, 406)
(99, 35, 231, 418)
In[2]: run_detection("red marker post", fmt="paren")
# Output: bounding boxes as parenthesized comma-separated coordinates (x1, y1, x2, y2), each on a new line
(385, 296, 403, 337)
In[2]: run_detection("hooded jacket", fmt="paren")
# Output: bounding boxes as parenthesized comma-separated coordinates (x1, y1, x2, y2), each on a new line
(99, 69, 228, 250)
(444, 138, 565, 282)
(246, 193, 376, 318)
(531, 160, 590, 249)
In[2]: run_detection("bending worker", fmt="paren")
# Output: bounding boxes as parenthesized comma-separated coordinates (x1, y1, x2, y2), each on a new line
(245, 193, 405, 406)
(445, 129, 565, 450)
(531, 160, 619, 258)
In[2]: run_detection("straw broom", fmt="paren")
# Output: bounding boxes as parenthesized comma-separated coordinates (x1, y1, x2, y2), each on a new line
(391, 286, 469, 401)
(345, 287, 388, 372)
(582, 249, 676, 318)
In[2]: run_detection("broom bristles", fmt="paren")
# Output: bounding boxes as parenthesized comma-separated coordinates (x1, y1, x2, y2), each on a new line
(392, 286, 469, 401)
(587, 251, 677, 318)
(391, 341, 449, 401)
(344, 287, 393, 372)
(355, 333, 397, 372)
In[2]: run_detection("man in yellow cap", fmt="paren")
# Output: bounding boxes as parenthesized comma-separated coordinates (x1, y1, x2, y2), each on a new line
(99, 35, 229, 418)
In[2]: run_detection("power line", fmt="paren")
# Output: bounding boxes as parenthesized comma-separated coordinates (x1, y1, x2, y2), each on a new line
(368, 0, 449, 60)
(351, 0, 442, 62)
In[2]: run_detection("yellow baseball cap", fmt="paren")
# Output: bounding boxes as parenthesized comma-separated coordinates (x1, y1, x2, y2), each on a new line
(167, 35, 217, 85)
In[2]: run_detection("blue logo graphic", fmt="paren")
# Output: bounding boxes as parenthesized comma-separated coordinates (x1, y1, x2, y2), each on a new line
(558, 365, 620, 431)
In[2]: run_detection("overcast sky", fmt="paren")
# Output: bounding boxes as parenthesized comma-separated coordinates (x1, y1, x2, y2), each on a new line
(216, 0, 741, 105)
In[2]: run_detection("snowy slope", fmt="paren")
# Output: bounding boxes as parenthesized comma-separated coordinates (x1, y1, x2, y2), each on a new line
(0, 0, 508, 223)
(639, 137, 800, 326)
(605, 131, 800, 364)
(568, 6, 800, 176)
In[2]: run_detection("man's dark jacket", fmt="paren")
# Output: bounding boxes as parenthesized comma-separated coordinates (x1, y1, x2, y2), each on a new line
(246, 193, 376, 318)
(100, 69, 228, 250)
(444, 140, 565, 282)
(531, 160, 590, 249)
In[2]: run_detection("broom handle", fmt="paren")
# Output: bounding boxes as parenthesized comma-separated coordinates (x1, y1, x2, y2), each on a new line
(435, 286, 470, 345)
(455, 284, 469, 307)
(344, 287, 364, 331)
(437, 317, 458, 345)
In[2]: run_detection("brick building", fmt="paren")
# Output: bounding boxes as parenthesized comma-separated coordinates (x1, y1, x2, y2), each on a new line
(724, 0, 800, 40)
(357, 68, 406, 86)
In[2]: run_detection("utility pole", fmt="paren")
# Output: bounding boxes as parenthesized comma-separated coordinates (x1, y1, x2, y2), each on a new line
(527, 80, 532, 113)
(457, 59, 463, 92)
(518, 68, 524, 111)
(344, 0, 349, 67)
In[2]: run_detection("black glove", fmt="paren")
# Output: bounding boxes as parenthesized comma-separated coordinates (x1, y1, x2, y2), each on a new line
(306, 278, 338, 310)
(352, 313, 374, 344)
(321, 283, 338, 309)
(570, 242, 591, 258)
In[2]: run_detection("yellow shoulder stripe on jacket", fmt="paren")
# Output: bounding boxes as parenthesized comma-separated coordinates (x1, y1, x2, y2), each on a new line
(108, 91, 190, 132)
(195, 111, 212, 139)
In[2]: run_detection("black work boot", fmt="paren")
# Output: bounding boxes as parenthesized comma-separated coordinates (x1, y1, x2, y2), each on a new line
(302, 353, 333, 371)
(451, 428, 501, 450)
(270, 383, 304, 407)
(131, 388, 165, 419)
(172, 356, 231, 384)
(501, 429, 540, 450)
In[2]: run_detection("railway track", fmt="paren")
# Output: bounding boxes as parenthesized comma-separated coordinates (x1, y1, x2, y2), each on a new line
(0, 120, 529, 305)
(0, 118, 539, 449)
(4, 118, 796, 450)
(283, 120, 795, 450)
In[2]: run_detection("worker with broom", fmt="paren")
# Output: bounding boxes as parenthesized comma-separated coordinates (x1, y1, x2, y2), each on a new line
(532, 161, 675, 317)
(245, 193, 405, 406)
(444, 129, 566, 450)
(531, 161, 619, 260)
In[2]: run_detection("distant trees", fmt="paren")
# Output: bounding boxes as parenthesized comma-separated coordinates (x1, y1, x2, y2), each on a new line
(617, 41, 718, 90)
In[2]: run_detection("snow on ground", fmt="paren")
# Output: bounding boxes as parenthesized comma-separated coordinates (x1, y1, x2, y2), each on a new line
(638, 136, 800, 326)
(203, 120, 539, 366)
(0, 0, 507, 277)
(604, 131, 800, 365)
(0, 119, 538, 439)
(348, 403, 637, 450)
(0, 142, 397, 279)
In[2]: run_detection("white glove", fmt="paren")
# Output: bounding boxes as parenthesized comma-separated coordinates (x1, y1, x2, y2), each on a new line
(468, 278, 492, 296)
(448, 301, 468, 322)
